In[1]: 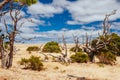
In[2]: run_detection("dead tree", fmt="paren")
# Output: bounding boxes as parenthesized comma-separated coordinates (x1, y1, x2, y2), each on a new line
(83, 10, 116, 62)
(72, 34, 81, 52)
(66, 74, 94, 80)
(0, 2, 23, 68)
(39, 52, 49, 61)
(103, 10, 117, 36)
(48, 54, 64, 62)
(61, 34, 67, 58)
(60, 34, 72, 64)
(0, 0, 38, 9)
(0, 1, 26, 68)
(0, 0, 37, 69)
(48, 35, 71, 64)
(66, 74, 85, 80)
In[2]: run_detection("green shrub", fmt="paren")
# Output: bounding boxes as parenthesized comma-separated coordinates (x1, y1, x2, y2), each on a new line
(26, 46, 40, 53)
(20, 56, 43, 71)
(42, 41, 61, 53)
(97, 51, 116, 65)
(70, 52, 89, 63)
(70, 46, 82, 52)
(20, 58, 29, 67)
(91, 33, 120, 56)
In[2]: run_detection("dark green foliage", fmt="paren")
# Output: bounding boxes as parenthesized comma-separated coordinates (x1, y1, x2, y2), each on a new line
(14, 0, 38, 6)
(28, 56, 43, 70)
(91, 34, 111, 49)
(25, 0, 37, 6)
(70, 46, 82, 52)
(91, 33, 118, 64)
(97, 51, 116, 65)
(42, 41, 61, 53)
(26, 46, 40, 53)
(91, 33, 120, 56)
(20, 56, 43, 71)
(110, 33, 120, 56)
(70, 52, 89, 63)
(20, 58, 29, 67)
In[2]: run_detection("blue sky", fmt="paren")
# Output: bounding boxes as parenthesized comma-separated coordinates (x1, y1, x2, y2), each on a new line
(1, 0, 120, 43)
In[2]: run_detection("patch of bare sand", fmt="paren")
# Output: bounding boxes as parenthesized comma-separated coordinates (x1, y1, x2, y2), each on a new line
(0, 44, 120, 80)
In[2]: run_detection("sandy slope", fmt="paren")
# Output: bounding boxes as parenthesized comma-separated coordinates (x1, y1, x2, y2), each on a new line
(0, 44, 120, 80)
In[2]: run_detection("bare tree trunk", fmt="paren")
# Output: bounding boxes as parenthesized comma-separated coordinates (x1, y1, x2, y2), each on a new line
(0, 33, 15, 69)
(83, 10, 117, 63)
(0, 36, 5, 68)
(0, 0, 37, 69)
(0, 36, 2, 58)
(62, 35, 67, 58)
(89, 52, 95, 62)
(6, 33, 15, 68)
(0, 36, 9, 68)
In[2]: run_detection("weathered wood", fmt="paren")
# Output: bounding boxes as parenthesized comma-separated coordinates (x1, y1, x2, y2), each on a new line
(83, 10, 116, 63)
(39, 52, 49, 61)
(0, 1, 23, 69)
(66, 74, 95, 80)
(72, 34, 80, 53)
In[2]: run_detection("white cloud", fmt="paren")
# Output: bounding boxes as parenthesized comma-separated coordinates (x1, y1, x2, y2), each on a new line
(28, 0, 120, 24)
(18, 18, 45, 37)
(27, 1, 64, 17)
(0, 10, 45, 40)
(81, 26, 96, 30)
(22, 0, 120, 43)
(66, 0, 120, 24)
(19, 28, 103, 43)
(0, 10, 26, 34)
(1, 0, 120, 43)
(111, 22, 120, 30)
(67, 21, 80, 25)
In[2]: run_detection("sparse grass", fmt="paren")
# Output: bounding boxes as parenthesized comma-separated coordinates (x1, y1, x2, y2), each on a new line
(97, 63, 104, 68)
(70, 46, 82, 52)
(97, 51, 116, 65)
(19, 55, 43, 71)
(60, 70, 66, 73)
(1, 44, 119, 80)
(70, 52, 89, 63)
(42, 41, 61, 53)
(54, 66, 59, 70)
(26, 46, 40, 53)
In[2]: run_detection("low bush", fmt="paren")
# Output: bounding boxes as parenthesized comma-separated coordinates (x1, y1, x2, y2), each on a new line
(20, 55, 43, 71)
(42, 41, 61, 53)
(20, 58, 29, 67)
(97, 51, 116, 65)
(70, 52, 89, 63)
(26, 46, 40, 53)
(70, 46, 82, 52)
